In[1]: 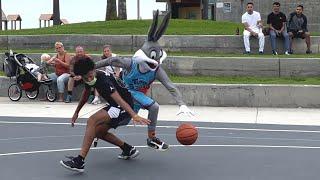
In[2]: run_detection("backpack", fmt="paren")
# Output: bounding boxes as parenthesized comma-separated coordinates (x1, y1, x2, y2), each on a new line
(2, 53, 17, 77)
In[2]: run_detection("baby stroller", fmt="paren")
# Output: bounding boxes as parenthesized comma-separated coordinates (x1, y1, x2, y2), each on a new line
(3, 50, 56, 102)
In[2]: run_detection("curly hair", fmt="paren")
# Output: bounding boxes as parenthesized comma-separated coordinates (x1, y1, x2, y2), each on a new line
(73, 57, 95, 76)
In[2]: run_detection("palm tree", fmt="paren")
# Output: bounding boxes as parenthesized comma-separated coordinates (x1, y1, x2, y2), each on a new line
(106, 0, 117, 20)
(118, 0, 127, 20)
(0, 0, 2, 30)
(53, 0, 61, 25)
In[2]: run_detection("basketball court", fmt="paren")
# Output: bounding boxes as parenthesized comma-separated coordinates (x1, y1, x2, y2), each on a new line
(1, 115, 320, 180)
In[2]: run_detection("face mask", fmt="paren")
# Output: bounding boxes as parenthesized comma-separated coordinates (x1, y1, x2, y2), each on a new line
(84, 77, 97, 86)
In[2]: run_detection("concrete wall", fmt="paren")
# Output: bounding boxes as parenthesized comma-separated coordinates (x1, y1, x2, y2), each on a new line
(150, 83, 320, 108)
(2, 53, 320, 77)
(214, 0, 320, 32)
(1, 77, 320, 108)
(0, 35, 319, 54)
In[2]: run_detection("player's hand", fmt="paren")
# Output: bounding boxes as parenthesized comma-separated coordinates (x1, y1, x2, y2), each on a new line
(71, 113, 79, 127)
(177, 105, 195, 117)
(132, 115, 151, 126)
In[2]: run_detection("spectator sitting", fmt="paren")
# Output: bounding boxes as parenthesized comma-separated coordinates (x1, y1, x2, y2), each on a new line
(47, 42, 71, 102)
(267, 2, 290, 55)
(288, 4, 312, 54)
(40, 53, 51, 75)
(242, 2, 265, 54)
(65, 46, 90, 103)
(91, 45, 120, 105)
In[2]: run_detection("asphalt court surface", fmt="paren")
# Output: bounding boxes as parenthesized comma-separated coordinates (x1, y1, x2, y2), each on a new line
(1, 116, 320, 180)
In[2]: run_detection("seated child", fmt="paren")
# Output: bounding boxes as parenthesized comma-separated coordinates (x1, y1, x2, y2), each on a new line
(24, 54, 51, 82)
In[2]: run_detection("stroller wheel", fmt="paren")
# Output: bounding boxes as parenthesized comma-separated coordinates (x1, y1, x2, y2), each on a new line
(8, 84, 22, 101)
(25, 89, 39, 100)
(46, 89, 56, 102)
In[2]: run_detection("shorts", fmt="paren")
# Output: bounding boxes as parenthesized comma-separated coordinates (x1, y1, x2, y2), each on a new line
(103, 105, 131, 129)
(290, 30, 306, 39)
(129, 90, 155, 112)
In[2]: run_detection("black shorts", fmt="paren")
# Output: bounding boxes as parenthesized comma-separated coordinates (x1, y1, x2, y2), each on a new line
(290, 31, 306, 39)
(103, 105, 131, 129)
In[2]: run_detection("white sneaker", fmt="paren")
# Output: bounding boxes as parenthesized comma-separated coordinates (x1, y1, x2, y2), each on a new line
(91, 97, 101, 105)
(285, 51, 290, 55)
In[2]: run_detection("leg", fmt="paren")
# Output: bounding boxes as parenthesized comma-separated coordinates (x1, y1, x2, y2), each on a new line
(146, 102, 159, 138)
(130, 90, 169, 151)
(56, 73, 70, 102)
(282, 31, 290, 53)
(269, 30, 277, 54)
(304, 32, 311, 53)
(65, 77, 74, 103)
(288, 32, 294, 53)
(258, 32, 265, 53)
(60, 109, 112, 172)
(243, 30, 251, 52)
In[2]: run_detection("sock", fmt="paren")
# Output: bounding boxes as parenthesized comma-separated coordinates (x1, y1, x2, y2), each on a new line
(120, 142, 132, 152)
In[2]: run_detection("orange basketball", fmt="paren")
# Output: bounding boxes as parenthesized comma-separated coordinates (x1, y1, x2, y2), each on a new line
(176, 123, 198, 145)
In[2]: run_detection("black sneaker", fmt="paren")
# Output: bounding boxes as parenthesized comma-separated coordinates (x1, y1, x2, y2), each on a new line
(60, 156, 85, 173)
(306, 50, 312, 54)
(272, 50, 278, 55)
(118, 146, 139, 160)
(147, 137, 169, 151)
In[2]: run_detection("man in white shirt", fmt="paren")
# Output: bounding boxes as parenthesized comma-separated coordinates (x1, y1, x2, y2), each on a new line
(242, 2, 265, 54)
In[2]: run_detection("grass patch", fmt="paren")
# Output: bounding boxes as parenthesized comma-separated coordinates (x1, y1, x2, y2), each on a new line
(0, 70, 319, 85)
(168, 75, 320, 85)
(0, 20, 243, 35)
(0, 49, 319, 58)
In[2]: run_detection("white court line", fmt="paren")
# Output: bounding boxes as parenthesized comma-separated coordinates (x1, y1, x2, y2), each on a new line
(2, 120, 320, 134)
(0, 135, 83, 141)
(1, 144, 320, 157)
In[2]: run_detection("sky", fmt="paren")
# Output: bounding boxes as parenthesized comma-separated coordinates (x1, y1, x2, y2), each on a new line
(1, 0, 167, 29)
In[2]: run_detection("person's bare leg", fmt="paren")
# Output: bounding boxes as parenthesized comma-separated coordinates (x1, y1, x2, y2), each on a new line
(67, 77, 75, 92)
(305, 32, 311, 52)
(80, 109, 111, 158)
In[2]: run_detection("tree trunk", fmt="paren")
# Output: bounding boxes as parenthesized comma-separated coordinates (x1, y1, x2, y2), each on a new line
(118, 0, 127, 20)
(105, 0, 117, 20)
(53, 0, 61, 25)
(0, 0, 2, 31)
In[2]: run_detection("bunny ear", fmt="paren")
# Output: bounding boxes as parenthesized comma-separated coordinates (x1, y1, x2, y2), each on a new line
(148, 10, 159, 41)
(154, 11, 171, 41)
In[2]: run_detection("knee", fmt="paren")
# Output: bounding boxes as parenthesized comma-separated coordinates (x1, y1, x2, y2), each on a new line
(57, 77, 64, 84)
(87, 116, 96, 127)
(149, 102, 159, 112)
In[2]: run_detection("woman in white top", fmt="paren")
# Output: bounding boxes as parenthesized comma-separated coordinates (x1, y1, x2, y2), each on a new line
(91, 45, 121, 104)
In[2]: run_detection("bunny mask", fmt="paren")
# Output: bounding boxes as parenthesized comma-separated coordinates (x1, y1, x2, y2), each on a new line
(133, 10, 170, 71)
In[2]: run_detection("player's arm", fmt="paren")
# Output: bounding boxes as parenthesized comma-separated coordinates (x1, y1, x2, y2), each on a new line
(95, 57, 132, 71)
(71, 87, 90, 126)
(110, 91, 150, 125)
(156, 67, 195, 116)
(156, 67, 185, 106)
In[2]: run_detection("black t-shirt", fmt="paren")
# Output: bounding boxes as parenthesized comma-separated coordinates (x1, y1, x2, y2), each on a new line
(267, 12, 287, 30)
(85, 70, 133, 108)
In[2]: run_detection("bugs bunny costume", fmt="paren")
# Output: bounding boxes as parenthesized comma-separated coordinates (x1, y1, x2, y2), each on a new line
(96, 10, 194, 151)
